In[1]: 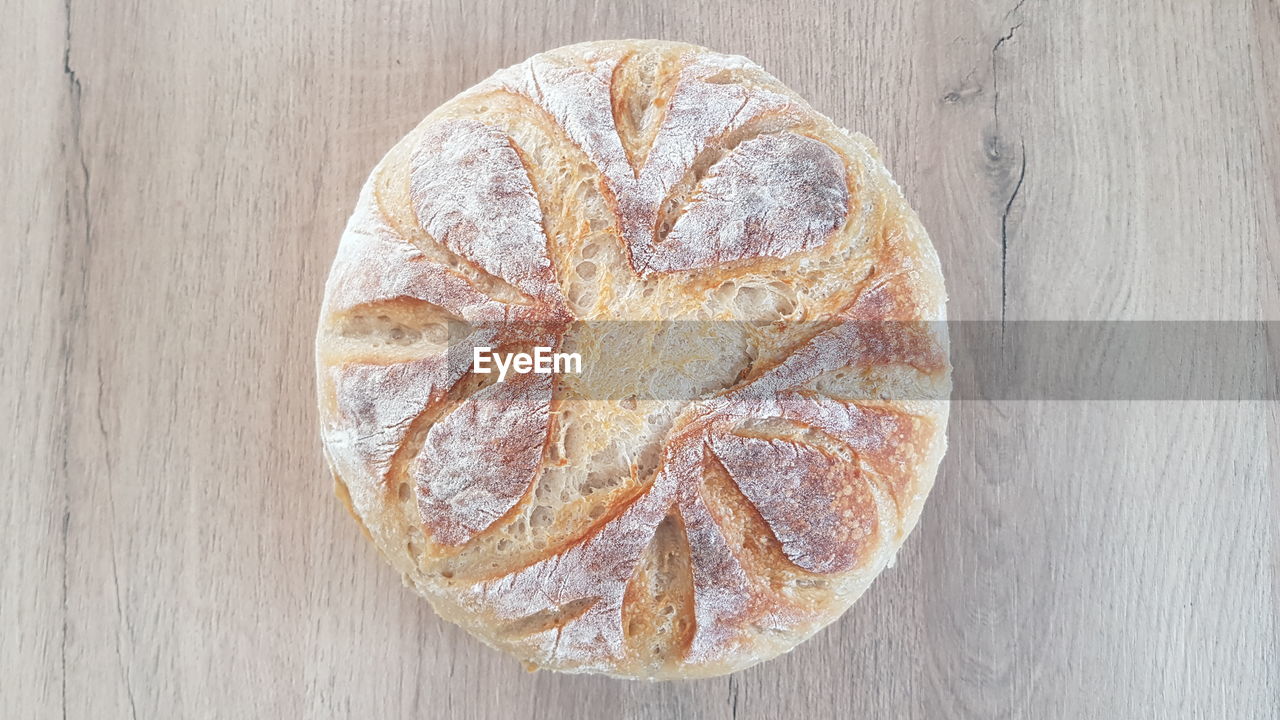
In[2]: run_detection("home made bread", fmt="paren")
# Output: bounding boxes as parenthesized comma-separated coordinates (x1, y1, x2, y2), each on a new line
(316, 40, 949, 679)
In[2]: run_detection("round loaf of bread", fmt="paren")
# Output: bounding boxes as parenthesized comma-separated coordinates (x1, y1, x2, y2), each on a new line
(316, 40, 949, 679)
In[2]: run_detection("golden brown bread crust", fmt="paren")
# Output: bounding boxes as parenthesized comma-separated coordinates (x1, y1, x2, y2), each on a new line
(315, 40, 950, 679)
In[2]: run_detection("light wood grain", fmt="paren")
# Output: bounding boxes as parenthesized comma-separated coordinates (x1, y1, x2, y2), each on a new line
(4, 0, 1276, 717)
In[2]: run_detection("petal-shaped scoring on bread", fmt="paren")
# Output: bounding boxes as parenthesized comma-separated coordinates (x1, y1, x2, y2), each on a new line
(324, 181, 522, 323)
(409, 119, 564, 305)
(650, 132, 849, 273)
(412, 372, 553, 546)
(709, 434, 872, 575)
(776, 392, 937, 502)
(326, 338, 483, 483)
(466, 458, 682, 663)
(316, 40, 949, 679)
(675, 468, 759, 664)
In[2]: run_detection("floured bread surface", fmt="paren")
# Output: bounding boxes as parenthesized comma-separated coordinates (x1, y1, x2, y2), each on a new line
(315, 40, 950, 679)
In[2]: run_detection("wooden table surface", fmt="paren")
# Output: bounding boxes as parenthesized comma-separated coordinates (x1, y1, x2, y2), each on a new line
(4, 0, 1277, 717)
